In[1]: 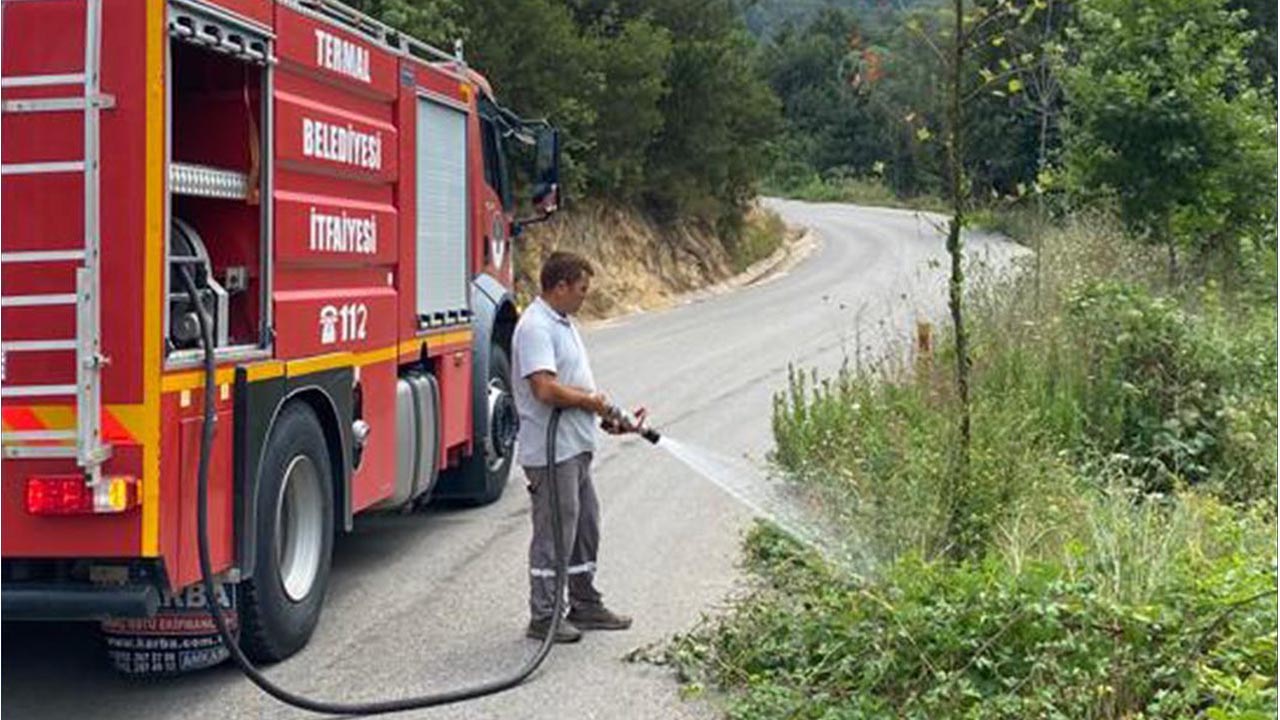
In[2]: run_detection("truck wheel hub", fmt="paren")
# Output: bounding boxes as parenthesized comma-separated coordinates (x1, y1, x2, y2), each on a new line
(275, 455, 324, 602)
(486, 379, 517, 472)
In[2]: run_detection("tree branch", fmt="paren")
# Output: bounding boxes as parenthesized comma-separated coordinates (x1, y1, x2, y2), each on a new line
(1192, 589, 1275, 658)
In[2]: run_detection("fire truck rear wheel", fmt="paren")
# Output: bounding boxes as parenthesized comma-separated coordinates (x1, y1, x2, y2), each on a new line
(239, 402, 335, 663)
(447, 344, 515, 506)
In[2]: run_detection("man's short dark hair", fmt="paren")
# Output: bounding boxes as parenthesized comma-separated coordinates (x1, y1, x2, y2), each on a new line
(540, 251, 595, 292)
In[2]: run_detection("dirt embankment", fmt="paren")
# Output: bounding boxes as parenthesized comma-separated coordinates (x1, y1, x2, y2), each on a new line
(515, 201, 804, 321)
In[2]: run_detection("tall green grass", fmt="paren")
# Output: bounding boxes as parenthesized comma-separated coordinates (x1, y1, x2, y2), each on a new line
(765, 173, 947, 213)
(727, 208, 788, 273)
(667, 212, 1278, 719)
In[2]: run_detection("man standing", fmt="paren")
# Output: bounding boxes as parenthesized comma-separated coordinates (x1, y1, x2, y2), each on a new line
(512, 251, 641, 643)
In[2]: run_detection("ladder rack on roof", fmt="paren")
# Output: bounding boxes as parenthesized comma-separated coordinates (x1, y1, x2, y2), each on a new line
(285, 0, 464, 66)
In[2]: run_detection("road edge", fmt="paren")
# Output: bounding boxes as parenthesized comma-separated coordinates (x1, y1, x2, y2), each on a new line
(585, 224, 820, 330)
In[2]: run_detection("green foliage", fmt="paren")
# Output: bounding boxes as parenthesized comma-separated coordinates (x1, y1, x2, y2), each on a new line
(684, 213, 1280, 717)
(1058, 0, 1278, 260)
(964, 0, 1073, 195)
(672, 513, 1276, 719)
(583, 16, 673, 200)
(1227, 0, 1278, 94)
(639, 0, 782, 228)
(762, 173, 947, 212)
(358, 0, 779, 230)
(725, 208, 787, 273)
(772, 364, 957, 560)
(1064, 281, 1277, 499)
(760, 9, 888, 184)
(758, 0, 1276, 282)
(742, 0, 924, 39)
(348, 0, 466, 46)
(759, 0, 1071, 205)
(460, 0, 601, 200)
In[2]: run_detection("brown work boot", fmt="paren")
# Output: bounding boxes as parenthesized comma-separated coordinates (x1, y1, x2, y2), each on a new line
(566, 605, 633, 631)
(526, 617, 583, 643)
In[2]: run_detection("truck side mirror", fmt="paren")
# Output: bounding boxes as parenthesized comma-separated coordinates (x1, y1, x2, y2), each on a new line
(531, 127, 561, 218)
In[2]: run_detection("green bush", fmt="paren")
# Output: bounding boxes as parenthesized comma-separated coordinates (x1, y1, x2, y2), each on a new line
(770, 224, 1276, 571)
(726, 209, 788, 273)
(1064, 281, 1277, 501)
(771, 365, 956, 562)
(1060, 0, 1277, 263)
(672, 513, 1276, 720)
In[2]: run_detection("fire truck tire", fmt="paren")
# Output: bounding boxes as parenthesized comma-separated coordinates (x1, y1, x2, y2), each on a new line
(239, 401, 335, 663)
(457, 344, 516, 506)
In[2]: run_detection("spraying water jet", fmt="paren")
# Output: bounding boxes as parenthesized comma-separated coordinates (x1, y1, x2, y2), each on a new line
(608, 408, 875, 579)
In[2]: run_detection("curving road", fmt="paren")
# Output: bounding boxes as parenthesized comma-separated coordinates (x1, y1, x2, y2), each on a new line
(1, 200, 1025, 719)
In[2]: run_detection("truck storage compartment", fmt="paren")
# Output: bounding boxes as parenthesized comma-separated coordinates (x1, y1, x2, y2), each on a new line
(166, 16, 270, 358)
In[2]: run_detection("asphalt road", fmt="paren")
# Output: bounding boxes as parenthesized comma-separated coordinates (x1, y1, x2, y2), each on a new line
(1, 200, 1026, 719)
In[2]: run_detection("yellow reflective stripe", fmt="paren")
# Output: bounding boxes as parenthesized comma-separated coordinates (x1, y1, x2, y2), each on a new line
(245, 361, 285, 382)
(285, 352, 355, 378)
(160, 344, 412, 392)
(398, 329, 473, 358)
(161, 367, 237, 393)
(355, 345, 398, 367)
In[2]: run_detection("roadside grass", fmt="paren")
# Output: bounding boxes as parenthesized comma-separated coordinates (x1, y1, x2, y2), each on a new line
(765, 174, 948, 214)
(727, 207, 788, 274)
(664, 212, 1278, 719)
(967, 205, 1048, 243)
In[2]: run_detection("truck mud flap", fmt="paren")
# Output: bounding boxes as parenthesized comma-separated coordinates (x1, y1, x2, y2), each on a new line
(101, 581, 239, 675)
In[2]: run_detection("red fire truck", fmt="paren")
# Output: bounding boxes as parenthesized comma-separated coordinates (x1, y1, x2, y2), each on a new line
(1, 0, 559, 666)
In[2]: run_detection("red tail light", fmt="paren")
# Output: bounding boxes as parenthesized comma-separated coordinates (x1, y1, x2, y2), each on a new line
(25, 476, 140, 515)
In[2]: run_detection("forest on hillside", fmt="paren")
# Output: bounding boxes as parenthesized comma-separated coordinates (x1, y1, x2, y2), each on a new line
(351, 0, 1274, 258)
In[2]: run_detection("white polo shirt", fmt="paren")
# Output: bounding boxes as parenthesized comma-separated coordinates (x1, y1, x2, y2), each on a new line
(512, 297, 599, 467)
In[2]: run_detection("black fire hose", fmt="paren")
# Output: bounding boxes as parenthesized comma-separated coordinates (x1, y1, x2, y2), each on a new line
(182, 268, 571, 714)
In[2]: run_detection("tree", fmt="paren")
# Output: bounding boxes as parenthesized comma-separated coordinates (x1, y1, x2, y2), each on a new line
(349, 0, 465, 47)
(436, 0, 779, 228)
(761, 9, 886, 186)
(895, 0, 1053, 556)
(462, 0, 603, 199)
(583, 17, 673, 201)
(1229, 0, 1277, 86)
(943, 0, 975, 557)
(1059, 0, 1277, 276)
(967, 0, 1073, 199)
(639, 0, 781, 229)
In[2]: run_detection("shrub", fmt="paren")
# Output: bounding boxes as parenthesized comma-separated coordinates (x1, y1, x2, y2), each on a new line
(671, 514, 1276, 720)
(726, 208, 787, 273)
(1064, 281, 1276, 501)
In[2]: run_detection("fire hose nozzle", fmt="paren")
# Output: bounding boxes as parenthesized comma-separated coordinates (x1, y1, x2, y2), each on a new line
(604, 405, 662, 445)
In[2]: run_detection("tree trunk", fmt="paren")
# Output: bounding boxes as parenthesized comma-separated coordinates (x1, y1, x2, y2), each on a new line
(945, 0, 973, 558)
(1034, 98, 1049, 309)
(947, 0, 970, 459)
(1033, 1, 1056, 310)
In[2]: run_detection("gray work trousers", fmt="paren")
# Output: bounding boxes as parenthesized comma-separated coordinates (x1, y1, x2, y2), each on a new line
(525, 452, 604, 621)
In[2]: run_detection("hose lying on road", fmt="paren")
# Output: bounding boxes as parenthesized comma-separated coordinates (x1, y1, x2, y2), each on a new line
(182, 267, 572, 715)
